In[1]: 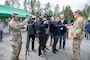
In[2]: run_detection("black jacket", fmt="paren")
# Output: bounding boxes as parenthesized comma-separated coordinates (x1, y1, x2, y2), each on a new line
(27, 20, 36, 35)
(59, 20, 68, 33)
(36, 18, 48, 38)
(51, 21, 61, 36)
(59, 20, 68, 25)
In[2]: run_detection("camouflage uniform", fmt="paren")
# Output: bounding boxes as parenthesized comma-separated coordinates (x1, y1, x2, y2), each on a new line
(72, 17, 84, 60)
(9, 20, 26, 60)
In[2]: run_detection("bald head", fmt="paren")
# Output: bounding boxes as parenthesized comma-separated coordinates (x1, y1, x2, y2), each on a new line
(60, 14, 65, 20)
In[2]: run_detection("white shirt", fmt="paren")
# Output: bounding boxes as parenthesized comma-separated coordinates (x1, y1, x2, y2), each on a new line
(61, 20, 64, 23)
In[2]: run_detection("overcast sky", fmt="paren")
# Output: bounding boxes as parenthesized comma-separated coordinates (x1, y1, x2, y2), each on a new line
(0, 0, 90, 11)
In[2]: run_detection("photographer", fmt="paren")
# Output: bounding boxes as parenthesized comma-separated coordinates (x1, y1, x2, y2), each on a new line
(37, 13, 48, 57)
(44, 13, 52, 49)
(26, 17, 37, 51)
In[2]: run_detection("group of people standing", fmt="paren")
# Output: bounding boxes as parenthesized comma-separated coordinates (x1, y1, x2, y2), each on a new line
(34, 13, 68, 56)
(8, 9, 84, 60)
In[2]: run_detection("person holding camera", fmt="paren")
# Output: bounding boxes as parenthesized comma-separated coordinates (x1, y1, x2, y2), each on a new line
(44, 13, 52, 49)
(26, 17, 37, 52)
(37, 13, 48, 57)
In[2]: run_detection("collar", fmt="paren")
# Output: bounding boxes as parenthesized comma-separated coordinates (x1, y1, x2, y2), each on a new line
(61, 19, 64, 22)
(61, 19, 65, 21)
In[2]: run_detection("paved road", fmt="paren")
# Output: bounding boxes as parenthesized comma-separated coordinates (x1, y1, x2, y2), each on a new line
(0, 31, 90, 60)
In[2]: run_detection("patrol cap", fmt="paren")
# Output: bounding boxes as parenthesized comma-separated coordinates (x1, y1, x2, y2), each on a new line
(73, 10, 82, 15)
(12, 12, 19, 17)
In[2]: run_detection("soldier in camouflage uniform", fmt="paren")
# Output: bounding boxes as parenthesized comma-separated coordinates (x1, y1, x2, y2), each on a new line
(9, 13, 29, 60)
(72, 10, 84, 60)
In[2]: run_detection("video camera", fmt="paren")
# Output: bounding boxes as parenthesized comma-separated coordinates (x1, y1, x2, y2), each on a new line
(44, 13, 52, 20)
(32, 17, 35, 20)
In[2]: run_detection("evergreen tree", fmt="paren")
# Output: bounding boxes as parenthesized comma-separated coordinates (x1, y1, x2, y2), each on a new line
(23, 0, 28, 11)
(45, 2, 51, 12)
(4, 0, 20, 8)
(61, 5, 73, 20)
(36, 0, 41, 12)
(54, 4, 60, 17)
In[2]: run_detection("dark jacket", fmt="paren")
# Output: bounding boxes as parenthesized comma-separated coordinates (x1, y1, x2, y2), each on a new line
(85, 22, 90, 33)
(49, 22, 53, 33)
(52, 21, 61, 36)
(37, 18, 48, 38)
(59, 25, 67, 34)
(59, 20, 68, 25)
(59, 20, 68, 33)
(27, 20, 36, 35)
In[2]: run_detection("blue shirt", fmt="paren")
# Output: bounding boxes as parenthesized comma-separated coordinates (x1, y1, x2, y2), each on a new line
(0, 22, 4, 30)
(85, 22, 90, 32)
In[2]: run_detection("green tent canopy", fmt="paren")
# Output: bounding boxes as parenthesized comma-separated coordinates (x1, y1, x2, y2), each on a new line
(0, 5, 35, 17)
(0, 13, 11, 17)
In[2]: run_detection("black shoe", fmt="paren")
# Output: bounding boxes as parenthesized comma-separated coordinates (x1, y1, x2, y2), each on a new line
(52, 51, 57, 54)
(55, 49, 59, 52)
(32, 49, 36, 52)
(45, 47, 49, 50)
(39, 54, 44, 57)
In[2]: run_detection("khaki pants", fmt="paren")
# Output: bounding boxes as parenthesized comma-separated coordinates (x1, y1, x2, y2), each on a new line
(11, 40, 22, 60)
(72, 38, 82, 60)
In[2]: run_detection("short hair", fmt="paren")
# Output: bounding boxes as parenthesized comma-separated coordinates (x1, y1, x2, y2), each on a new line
(54, 16, 58, 19)
(12, 12, 19, 17)
(74, 10, 82, 15)
(60, 14, 65, 17)
(39, 13, 42, 16)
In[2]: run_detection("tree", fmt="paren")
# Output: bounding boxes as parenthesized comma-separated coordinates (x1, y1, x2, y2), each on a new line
(45, 2, 51, 12)
(4, 0, 10, 6)
(36, 0, 41, 12)
(82, 4, 90, 19)
(26, 0, 36, 15)
(4, 0, 20, 8)
(49, 9, 54, 17)
(61, 5, 73, 20)
(31, 0, 36, 15)
(54, 4, 60, 17)
(23, 0, 28, 11)
(61, 6, 65, 14)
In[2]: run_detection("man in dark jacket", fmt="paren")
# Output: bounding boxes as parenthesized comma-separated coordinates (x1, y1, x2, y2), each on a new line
(85, 17, 90, 40)
(26, 17, 36, 51)
(37, 14, 48, 56)
(59, 14, 68, 50)
(52, 17, 62, 54)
